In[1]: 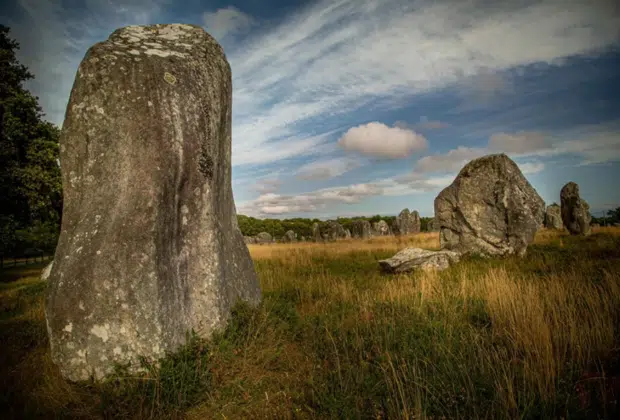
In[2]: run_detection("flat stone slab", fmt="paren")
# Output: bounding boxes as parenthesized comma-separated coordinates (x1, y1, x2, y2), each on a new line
(379, 247, 461, 273)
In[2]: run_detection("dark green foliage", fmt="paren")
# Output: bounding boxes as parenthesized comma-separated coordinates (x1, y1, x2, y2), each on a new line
(592, 207, 620, 226)
(0, 25, 62, 257)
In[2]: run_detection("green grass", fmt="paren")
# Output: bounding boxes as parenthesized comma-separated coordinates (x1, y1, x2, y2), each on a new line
(1, 229, 620, 419)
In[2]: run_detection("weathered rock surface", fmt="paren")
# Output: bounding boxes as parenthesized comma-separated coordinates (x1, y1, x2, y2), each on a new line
(45, 24, 261, 382)
(351, 220, 373, 239)
(379, 248, 461, 273)
(283, 230, 297, 242)
(434, 153, 545, 257)
(372, 220, 391, 236)
(544, 204, 563, 229)
(392, 209, 421, 236)
(560, 182, 591, 235)
(41, 261, 54, 281)
(255, 232, 273, 244)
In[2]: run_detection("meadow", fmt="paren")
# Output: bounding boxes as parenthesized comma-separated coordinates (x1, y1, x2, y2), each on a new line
(1, 228, 619, 419)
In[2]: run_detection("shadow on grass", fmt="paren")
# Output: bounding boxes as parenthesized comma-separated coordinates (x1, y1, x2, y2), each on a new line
(1, 231, 619, 419)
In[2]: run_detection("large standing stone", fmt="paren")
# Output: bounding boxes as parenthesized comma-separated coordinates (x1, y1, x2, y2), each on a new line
(372, 220, 391, 236)
(544, 204, 563, 229)
(392, 209, 421, 236)
(45, 24, 261, 382)
(560, 182, 592, 235)
(434, 153, 545, 257)
(351, 220, 373, 239)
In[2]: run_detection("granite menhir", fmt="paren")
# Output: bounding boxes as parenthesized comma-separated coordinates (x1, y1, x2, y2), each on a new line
(45, 24, 261, 382)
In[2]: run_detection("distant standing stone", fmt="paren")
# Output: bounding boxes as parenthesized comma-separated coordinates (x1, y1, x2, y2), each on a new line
(560, 182, 592, 235)
(312, 222, 322, 242)
(351, 220, 373, 239)
(372, 220, 391, 236)
(325, 221, 347, 240)
(392, 209, 421, 236)
(255, 232, 273, 244)
(45, 24, 261, 382)
(283, 230, 297, 242)
(544, 204, 563, 229)
(434, 154, 545, 257)
(427, 218, 439, 232)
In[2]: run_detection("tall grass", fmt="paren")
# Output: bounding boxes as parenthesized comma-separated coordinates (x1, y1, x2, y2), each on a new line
(1, 228, 619, 419)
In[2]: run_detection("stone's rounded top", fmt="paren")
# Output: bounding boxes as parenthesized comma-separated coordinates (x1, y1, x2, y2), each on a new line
(99, 23, 226, 60)
(561, 181, 579, 196)
(457, 153, 519, 176)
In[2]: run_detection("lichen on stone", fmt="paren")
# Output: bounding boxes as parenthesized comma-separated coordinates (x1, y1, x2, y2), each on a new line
(163, 72, 177, 85)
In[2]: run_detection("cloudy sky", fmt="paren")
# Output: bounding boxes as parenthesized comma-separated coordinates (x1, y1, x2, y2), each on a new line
(2, 0, 620, 219)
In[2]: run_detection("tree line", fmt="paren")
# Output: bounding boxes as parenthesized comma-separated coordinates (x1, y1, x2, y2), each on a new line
(1, 25, 62, 259)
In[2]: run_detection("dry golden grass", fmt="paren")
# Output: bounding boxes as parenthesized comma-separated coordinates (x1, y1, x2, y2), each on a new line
(2, 228, 620, 419)
(248, 231, 441, 260)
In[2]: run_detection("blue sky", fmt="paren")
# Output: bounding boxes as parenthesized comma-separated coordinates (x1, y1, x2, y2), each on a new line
(2, 0, 620, 219)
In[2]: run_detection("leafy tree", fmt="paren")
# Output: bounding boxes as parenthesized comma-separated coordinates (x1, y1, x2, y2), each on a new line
(0, 25, 62, 256)
(606, 207, 620, 224)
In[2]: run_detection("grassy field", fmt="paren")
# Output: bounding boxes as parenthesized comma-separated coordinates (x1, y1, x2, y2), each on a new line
(1, 228, 619, 419)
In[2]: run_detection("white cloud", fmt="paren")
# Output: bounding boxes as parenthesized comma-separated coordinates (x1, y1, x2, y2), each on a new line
(554, 122, 620, 165)
(414, 147, 488, 173)
(202, 6, 254, 40)
(296, 157, 361, 180)
(227, 0, 620, 168)
(238, 182, 384, 216)
(488, 131, 552, 154)
(337, 122, 428, 158)
(519, 162, 545, 174)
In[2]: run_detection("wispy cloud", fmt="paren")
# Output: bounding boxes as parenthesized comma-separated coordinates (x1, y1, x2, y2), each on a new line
(394, 118, 449, 131)
(414, 147, 488, 174)
(227, 0, 620, 167)
(254, 178, 282, 194)
(238, 183, 383, 216)
(296, 157, 361, 180)
(11, 0, 167, 125)
(488, 131, 552, 154)
(202, 6, 254, 41)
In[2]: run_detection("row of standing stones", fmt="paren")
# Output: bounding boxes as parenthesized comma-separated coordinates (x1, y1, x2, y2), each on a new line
(243, 210, 419, 244)
(41, 24, 595, 382)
